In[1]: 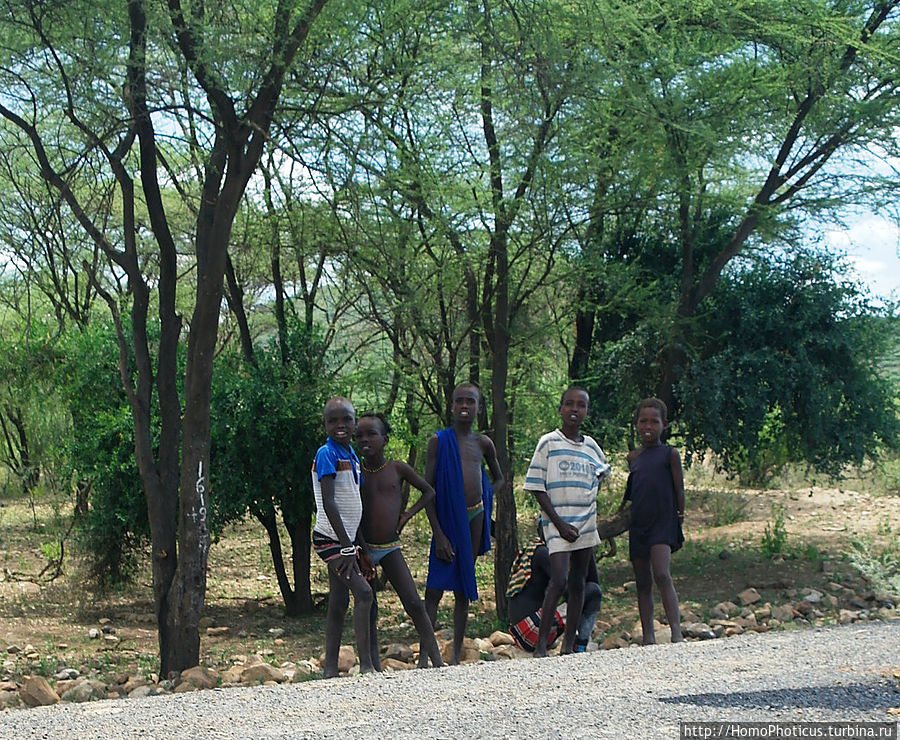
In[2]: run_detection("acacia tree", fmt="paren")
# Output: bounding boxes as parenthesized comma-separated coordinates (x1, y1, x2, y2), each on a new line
(569, 0, 900, 417)
(0, 0, 331, 674)
(299, 0, 590, 616)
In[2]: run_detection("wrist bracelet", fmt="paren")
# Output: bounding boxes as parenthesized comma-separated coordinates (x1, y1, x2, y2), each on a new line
(339, 546, 357, 557)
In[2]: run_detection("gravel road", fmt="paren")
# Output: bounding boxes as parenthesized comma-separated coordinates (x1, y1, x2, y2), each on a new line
(3, 620, 899, 739)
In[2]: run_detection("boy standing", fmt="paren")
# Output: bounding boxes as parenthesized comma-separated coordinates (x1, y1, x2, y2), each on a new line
(524, 386, 610, 657)
(356, 412, 445, 668)
(423, 382, 504, 665)
(311, 396, 377, 677)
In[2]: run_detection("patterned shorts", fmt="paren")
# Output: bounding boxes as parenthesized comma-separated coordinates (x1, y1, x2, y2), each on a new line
(509, 608, 565, 652)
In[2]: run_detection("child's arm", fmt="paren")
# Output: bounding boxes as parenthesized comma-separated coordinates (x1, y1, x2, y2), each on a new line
(670, 446, 686, 521)
(530, 490, 580, 543)
(356, 530, 376, 580)
(395, 462, 436, 535)
(320, 474, 360, 577)
(424, 433, 454, 561)
(481, 435, 505, 492)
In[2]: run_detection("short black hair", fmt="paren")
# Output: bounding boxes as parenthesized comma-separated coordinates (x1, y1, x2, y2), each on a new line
(634, 397, 668, 424)
(559, 385, 589, 406)
(358, 411, 390, 435)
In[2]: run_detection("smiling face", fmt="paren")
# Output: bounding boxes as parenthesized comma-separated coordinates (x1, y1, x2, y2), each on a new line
(635, 404, 665, 446)
(323, 397, 355, 448)
(559, 388, 589, 435)
(451, 384, 480, 425)
(355, 415, 387, 462)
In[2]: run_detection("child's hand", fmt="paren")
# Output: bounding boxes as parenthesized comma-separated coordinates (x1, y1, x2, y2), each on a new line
(359, 551, 376, 581)
(434, 531, 455, 561)
(396, 510, 412, 535)
(335, 553, 359, 579)
(559, 522, 580, 542)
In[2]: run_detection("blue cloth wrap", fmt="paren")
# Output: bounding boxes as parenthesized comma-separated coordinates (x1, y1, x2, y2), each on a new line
(426, 428, 493, 600)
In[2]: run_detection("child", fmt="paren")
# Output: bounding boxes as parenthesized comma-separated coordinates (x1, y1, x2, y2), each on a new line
(524, 386, 610, 657)
(625, 397, 685, 644)
(311, 396, 377, 677)
(423, 382, 504, 665)
(506, 519, 603, 653)
(356, 412, 445, 669)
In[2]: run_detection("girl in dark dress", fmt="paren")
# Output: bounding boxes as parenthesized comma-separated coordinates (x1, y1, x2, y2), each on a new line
(625, 398, 685, 644)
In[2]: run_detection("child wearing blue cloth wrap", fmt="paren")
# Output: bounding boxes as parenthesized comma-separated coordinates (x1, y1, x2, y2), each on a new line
(424, 383, 504, 665)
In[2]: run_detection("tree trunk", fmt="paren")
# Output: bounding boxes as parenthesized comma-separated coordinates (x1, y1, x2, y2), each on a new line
(255, 508, 313, 617)
(288, 511, 314, 615)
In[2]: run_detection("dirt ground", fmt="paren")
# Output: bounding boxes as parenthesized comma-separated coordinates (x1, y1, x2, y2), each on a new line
(2, 476, 899, 684)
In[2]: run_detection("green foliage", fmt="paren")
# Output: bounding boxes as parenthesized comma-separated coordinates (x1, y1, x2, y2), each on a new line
(694, 488, 749, 528)
(677, 251, 900, 482)
(761, 503, 788, 557)
(844, 537, 900, 596)
(56, 320, 149, 587)
(210, 327, 328, 532)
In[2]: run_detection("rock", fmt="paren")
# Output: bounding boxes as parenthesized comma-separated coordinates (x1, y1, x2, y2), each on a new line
(794, 600, 814, 617)
(88, 628, 100, 640)
(738, 587, 761, 606)
(206, 626, 230, 636)
(122, 675, 150, 694)
(489, 630, 516, 647)
(602, 633, 630, 650)
(20, 675, 60, 707)
(473, 637, 494, 653)
(61, 679, 107, 703)
(0, 680, 16, 691)
(128, 684, 167, 699)
(441, 640, 480, 663)
(0, 690, 18, 709)
(292, 660, 320, 682)
(381, 658, 413, 671)
(491, 644, 526, 659)
(6, 645, 21, 654)
(221, 665, 244, 684)
(709, 619, 740, 629)
(198, 616, 216, 629)
(54, 667, 80, 681)
(711, 601, 739, 618)
(734, 613, 758, 629)
(241, 662, 285, 684)
(178, 665, 219, 690)
(770, 604, 794, 622)
(54, 679, 81, 696)
(718, 549, 731, 559)
(683, 622, 717, 640)
(802, 589, 823, 603)
(101, 624, 116, 634)
(268, 628, 285, 638)
(338, 645, 356, 673)
(839, 609, 860, 624)
(382, 643, 414, 663)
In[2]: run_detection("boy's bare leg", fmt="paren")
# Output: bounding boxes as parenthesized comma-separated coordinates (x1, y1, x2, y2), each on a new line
(632, 555, 656, 644)
(451, 592, 469, 665)
(560, 547, 591, 654)
(448, 510, 484, 664)
(381, 551, 444, 668)
(324, 568, 351, 678)
(650, 543, 683, 643)
(424, 586, 442, 629)
(340, 565, 377, 673)
(369, 591, 382, 671)
(534, 550, 569, 657)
